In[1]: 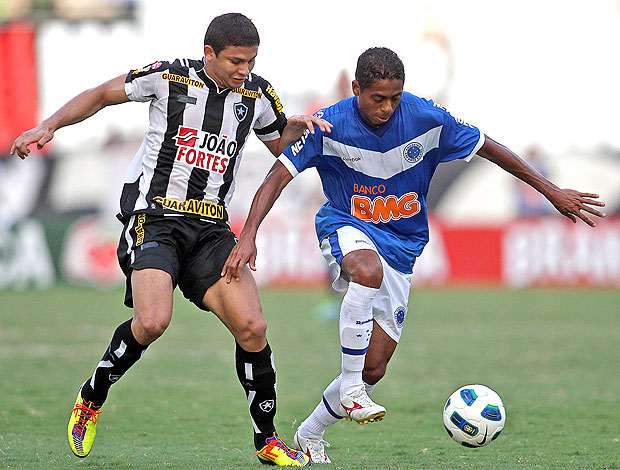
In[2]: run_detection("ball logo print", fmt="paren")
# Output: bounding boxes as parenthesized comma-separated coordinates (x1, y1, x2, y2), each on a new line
(442, 384, 505, 448)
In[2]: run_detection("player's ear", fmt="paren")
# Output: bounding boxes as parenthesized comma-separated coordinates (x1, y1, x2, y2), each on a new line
(204, 45, 216, 61)
(352, 80, 360, 97)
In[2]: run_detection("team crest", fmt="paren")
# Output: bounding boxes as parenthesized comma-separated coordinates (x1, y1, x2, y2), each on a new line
(403, 142, 424, 164)
(394, 306, 407, 328)
(259, 400, 274, 412)
(234, 102, 248, 122)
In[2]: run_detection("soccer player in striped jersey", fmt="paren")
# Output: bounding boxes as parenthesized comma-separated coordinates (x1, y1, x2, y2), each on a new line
(11, 13, 331, 467)
(221, 47, 606, 463)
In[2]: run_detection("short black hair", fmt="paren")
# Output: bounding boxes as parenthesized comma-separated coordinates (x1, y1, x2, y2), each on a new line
(204, 13, 260, 55)
(355, 47, 405, 90)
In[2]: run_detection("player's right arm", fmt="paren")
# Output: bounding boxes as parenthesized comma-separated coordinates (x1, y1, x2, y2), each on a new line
(10, 75, 129, 159)
(221, 160, 293, 283)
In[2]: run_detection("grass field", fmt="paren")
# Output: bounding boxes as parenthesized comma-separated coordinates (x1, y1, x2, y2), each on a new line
(1, 286, 619, 470)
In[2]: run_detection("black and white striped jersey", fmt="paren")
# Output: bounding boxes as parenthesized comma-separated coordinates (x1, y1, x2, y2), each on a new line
(119, 57, 287, 225)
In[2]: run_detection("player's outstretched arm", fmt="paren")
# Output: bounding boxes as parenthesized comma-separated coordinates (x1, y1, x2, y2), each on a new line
(222, 160, 293, 283)
(10, 75, 129, 159)
(262, 115, 332, 156)
(477, 136, 606, 227)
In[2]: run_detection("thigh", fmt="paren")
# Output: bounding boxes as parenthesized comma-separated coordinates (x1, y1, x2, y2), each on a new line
(320, 225, 381, 292)
(202, 265, 265, 349)
(131, 268, 174, 325)
(372, 256, 412, 343)
(117, 214, 182, 308)
(177, 224, 237, 310)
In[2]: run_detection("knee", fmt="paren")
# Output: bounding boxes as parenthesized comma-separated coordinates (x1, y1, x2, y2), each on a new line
(362, 361, 387, 385)
(343, 253, 383, 288)
(235, 315, 267, 351)
(133, 311, 170, 343)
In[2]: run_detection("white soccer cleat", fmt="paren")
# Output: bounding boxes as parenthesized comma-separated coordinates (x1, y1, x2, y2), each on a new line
(339, 386, 386, 424)
(294, 428, 331, 463)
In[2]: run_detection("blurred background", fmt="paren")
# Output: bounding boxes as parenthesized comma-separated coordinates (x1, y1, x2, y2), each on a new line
(1, 0, 619, 291)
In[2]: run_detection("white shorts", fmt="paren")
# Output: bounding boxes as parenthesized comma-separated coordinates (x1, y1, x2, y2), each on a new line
(320, 226, 412, 343)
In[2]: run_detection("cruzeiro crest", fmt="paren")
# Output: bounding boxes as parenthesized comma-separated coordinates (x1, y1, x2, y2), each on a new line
(403, 141, 424, 164)
(394, 306, 407, 328)
(234, 102, 248, 122)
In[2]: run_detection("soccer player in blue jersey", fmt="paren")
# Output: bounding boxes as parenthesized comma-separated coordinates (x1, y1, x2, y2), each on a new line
(222, 47, 606, 463)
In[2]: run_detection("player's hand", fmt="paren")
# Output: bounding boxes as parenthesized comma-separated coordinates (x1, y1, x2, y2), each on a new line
(286, 114, 333, 135)
(10, 124, 55, 159)
(547, 188, 606, 227)
(221, 235, 258, 283)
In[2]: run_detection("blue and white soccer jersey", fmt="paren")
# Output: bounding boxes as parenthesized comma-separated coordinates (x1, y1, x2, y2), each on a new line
(279, 92, 484, 340)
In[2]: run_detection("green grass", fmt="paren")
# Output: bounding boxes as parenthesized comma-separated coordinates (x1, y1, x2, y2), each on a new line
(1, 286, 619, 469)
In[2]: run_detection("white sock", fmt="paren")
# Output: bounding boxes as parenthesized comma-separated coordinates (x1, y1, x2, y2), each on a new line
(339, 282, 378, 399)
(298, 375, 342, 438)
(365, 381, 377, 395)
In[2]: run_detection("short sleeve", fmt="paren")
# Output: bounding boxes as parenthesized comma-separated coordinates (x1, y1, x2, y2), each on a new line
(252, 76, 287, 142)
(436, 104, 485, 163)
(278, 127, 323, 177)
(124, 60, 168, 103)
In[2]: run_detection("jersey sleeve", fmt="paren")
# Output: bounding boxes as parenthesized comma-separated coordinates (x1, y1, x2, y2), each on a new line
(252, 75, 287, 142)
(277, 125, 324, 177)
(435, 104, 485, 163)
(124, 60, 169, 102)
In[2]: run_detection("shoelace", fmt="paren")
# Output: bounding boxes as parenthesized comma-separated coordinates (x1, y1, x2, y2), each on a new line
(307, 437, 331, 458)
(254, 436, 300, 460)
(349, 388, 375, 406)
(71, 402, 101, 437)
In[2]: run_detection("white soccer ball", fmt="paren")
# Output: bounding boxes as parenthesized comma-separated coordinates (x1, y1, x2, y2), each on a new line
(442, 384, 506, 447)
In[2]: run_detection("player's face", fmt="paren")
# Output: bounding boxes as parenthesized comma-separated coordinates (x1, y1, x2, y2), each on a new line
(353, 79, 404, 126)
(204, 45, 258, 89)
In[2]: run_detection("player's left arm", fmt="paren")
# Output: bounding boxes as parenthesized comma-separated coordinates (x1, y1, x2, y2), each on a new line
(477, 135, 606, 226)
(262, 115, 332, 156)
(221, 160, 294, 282)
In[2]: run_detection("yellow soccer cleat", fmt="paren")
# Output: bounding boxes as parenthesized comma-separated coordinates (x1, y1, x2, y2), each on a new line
(67, 384, 102, 458)
(255, 433, 311, 466)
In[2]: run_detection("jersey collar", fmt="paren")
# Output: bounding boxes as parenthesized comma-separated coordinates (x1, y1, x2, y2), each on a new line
(196, 57, 231, 94)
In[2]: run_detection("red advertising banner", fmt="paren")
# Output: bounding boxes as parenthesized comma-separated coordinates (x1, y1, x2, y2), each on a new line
(231, 214, 620, 288)
(0, 22, 39, 156)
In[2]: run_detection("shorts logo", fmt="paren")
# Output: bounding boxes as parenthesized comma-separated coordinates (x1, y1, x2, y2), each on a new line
(234, 102, 248, 122)
(135, 214, 146, 246)
(259, 400, 275, 412)
(403, 142, 424, 164)
(394, 306, 406, 328)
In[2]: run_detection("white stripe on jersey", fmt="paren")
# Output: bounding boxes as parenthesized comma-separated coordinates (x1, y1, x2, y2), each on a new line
(322, 125, 443, 179)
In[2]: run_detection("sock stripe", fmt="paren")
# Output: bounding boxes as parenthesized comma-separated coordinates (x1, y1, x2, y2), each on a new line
(322, 395, 343, 420)
(245, 362, 253, 380)
(113, 341, 127, 358)
(341, 346, 368, 355)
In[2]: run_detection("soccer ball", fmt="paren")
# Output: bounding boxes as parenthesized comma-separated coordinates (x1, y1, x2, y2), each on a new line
(442, 384, 505, 447)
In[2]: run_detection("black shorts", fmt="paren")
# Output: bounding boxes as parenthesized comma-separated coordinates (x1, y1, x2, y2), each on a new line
(117, 214, 237, 311)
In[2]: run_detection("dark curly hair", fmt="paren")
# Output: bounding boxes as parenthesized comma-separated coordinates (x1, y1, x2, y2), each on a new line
(355, 47, 405, 90)
(204, 13, 260, 55)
